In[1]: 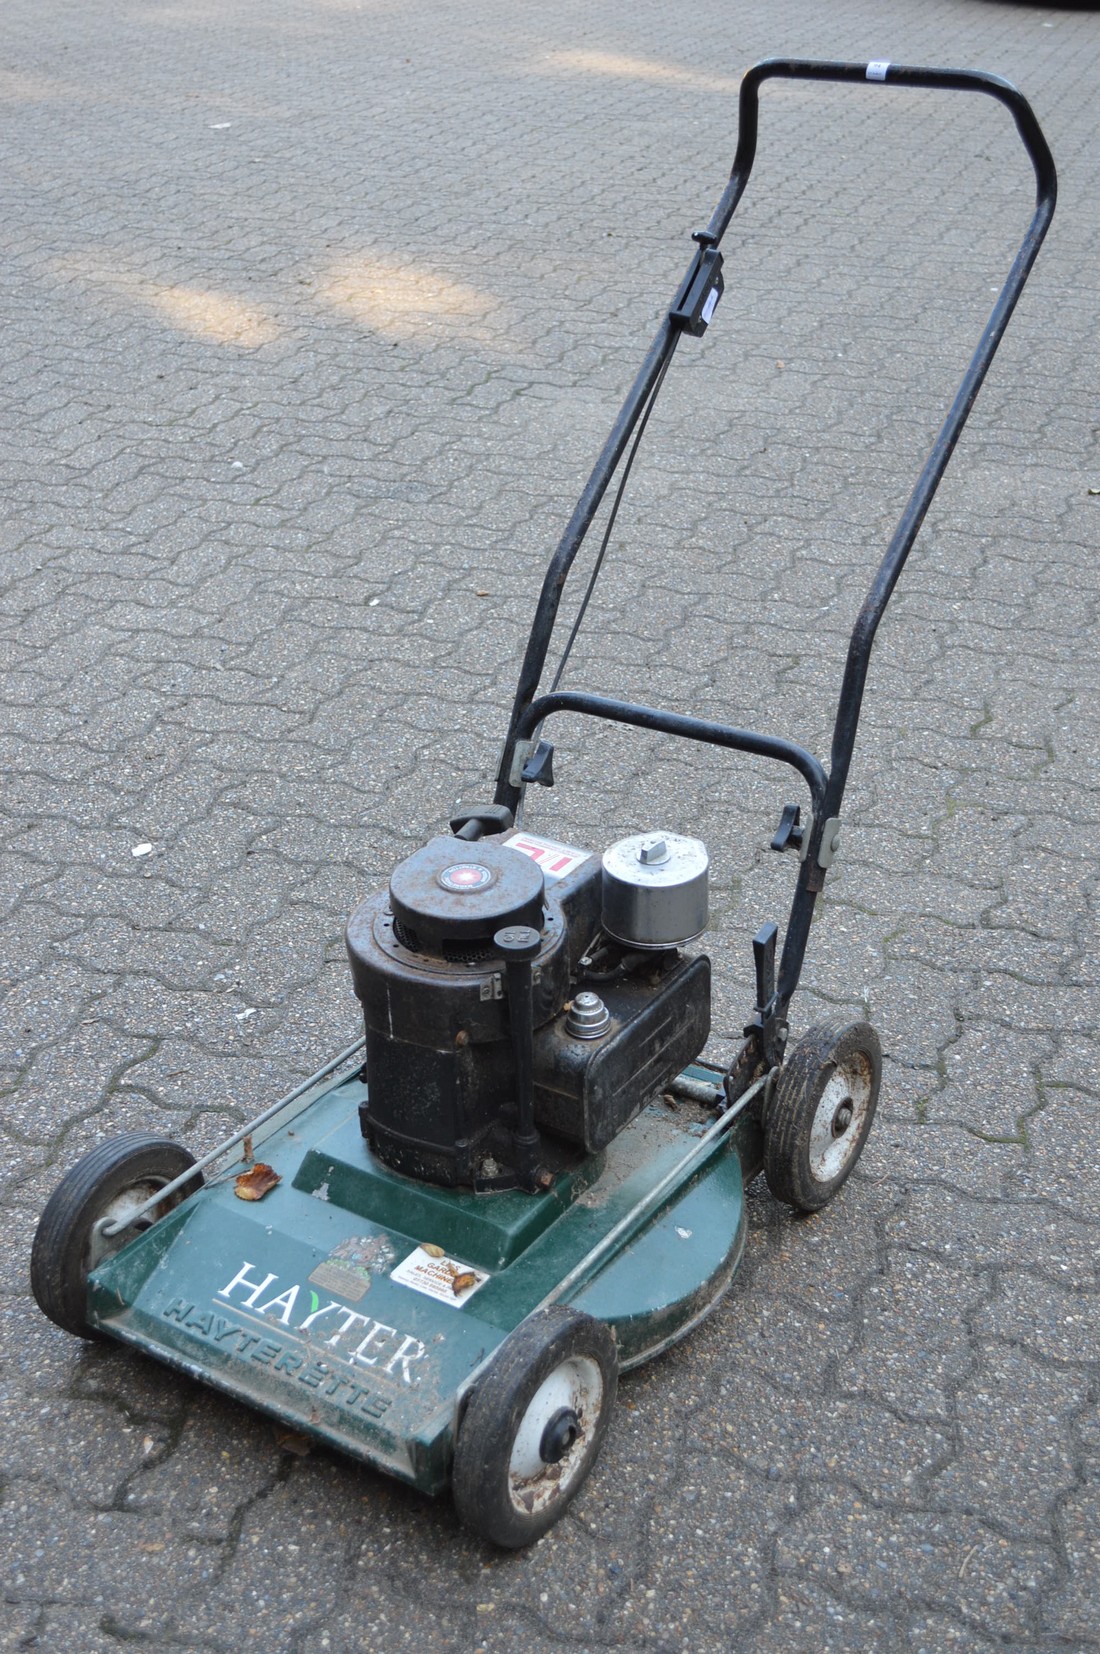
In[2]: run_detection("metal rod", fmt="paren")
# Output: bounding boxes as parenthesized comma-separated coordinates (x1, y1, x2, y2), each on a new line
(100, 1035, 366, 1237)
(453, 1072, 766, 1407)
(666, 1074, 725, 1107)
(543, 1071, 766, 1309)
(761, 61, 1057, 1015)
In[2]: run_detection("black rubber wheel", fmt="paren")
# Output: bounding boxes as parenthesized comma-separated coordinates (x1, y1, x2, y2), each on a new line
(452, 1304, 618, 1548)
(31, 1132, 201, 1338)
(764, 1019, 881, 1213)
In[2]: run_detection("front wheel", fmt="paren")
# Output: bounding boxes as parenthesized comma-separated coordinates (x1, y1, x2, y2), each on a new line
(31, 1132, 201, 1338)
(452, 1305, 618, 1548)
(764, 1018, 881, 1212)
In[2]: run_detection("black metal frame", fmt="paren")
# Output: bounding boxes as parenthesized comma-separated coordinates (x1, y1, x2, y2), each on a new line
(490, 59, 1056, 1090)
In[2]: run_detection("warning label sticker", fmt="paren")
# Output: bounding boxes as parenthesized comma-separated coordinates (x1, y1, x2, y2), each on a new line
(390, 1247, 490, 1308)
(505, 832, 591, 881)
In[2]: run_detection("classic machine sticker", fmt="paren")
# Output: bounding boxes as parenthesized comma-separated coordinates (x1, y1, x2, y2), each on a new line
(389, 1246, 488, 1308)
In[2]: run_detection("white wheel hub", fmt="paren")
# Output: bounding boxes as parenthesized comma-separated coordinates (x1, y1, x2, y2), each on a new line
(88, 1179, 174, 1270)
(508, 1355, 603, 1515)
(808, 1053, 873, 1183)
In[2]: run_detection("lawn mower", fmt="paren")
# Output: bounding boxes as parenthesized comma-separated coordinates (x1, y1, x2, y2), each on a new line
(30, 60, 1055, 1547)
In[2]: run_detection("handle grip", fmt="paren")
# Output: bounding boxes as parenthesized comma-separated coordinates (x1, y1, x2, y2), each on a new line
(706, 59, 1055, 243)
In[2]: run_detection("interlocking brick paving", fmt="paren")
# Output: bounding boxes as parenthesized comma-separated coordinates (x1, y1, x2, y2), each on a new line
(2, 1, 1097, 1648)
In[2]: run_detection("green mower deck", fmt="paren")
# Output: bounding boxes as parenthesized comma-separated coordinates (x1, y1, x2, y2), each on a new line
(87, 1060, 760, 1497)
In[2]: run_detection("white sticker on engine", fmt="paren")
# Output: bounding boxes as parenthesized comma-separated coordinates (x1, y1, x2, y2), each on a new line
(390, 1247, 489, 1308)
(505, 832, 591, 881)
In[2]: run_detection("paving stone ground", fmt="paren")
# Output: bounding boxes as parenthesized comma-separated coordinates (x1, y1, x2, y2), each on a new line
(1, 0, 1098, 1648)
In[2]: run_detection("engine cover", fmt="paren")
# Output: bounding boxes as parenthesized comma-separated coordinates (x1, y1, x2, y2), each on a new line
(345, 829, 712, 1188)
(388, 836, 545, 954)
(345, 834, 602, 1186)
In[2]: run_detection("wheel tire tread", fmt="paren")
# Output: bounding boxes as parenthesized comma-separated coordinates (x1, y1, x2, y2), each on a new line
(764, 1017, 881, 1213)
(31, 1132, 198, 1338)
(452, 1305, 617, 1548)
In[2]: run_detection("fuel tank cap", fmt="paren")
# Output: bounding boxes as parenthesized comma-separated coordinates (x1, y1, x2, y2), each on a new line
(389, 834, 545, 954)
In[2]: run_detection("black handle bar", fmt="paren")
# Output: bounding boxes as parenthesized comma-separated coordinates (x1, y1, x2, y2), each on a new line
(708, 59, 1055, 248)
(491, 59, 1056, 1021)
(724, 64, 1056, 825)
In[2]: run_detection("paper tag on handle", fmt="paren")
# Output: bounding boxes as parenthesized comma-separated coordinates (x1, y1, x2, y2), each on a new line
(866, 61, 891, 81)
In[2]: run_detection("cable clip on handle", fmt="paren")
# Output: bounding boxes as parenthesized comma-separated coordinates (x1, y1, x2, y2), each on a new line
(670, 233, 724, 336)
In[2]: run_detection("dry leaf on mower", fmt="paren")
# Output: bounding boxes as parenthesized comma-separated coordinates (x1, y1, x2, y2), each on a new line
(452, 1271, 477, 1295)
(234, 1162, 281, 1201)
(421, 1242, 445, 1258)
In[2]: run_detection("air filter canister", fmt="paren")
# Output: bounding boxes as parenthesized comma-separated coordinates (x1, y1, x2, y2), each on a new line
(601, 832, 709, 949)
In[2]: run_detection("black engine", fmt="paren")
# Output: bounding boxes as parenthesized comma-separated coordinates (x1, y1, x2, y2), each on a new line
(345, 822, 711, 1190)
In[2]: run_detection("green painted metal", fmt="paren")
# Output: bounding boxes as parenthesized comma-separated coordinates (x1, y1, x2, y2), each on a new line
(292, 1086, 606, 1272)
(88, 1061, 758, 1498)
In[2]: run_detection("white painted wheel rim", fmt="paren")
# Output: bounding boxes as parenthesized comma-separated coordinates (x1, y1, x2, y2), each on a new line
(808, 1052, 874, 1183)
(508, 1355, 603, 1516)
(88, 1178, 175, 1270)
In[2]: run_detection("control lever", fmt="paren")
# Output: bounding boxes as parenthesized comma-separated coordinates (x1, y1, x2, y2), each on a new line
(752, 921, 778, 1015)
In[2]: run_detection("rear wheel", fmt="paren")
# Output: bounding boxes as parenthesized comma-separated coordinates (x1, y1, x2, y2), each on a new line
(31, 1133, 201, 1338)
(764, 1019, 881, 1212)
(452, 1305, 617, 1548)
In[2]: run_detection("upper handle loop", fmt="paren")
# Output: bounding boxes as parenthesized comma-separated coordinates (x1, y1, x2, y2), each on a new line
(705, 59, 1056, 244)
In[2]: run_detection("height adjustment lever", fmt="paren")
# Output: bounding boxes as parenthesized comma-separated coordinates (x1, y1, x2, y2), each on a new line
(741, 921, 788, 1071)
(770, 803, 811, 859)
(521, 739, 555, 787)
(752, 921, 778, 1014)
